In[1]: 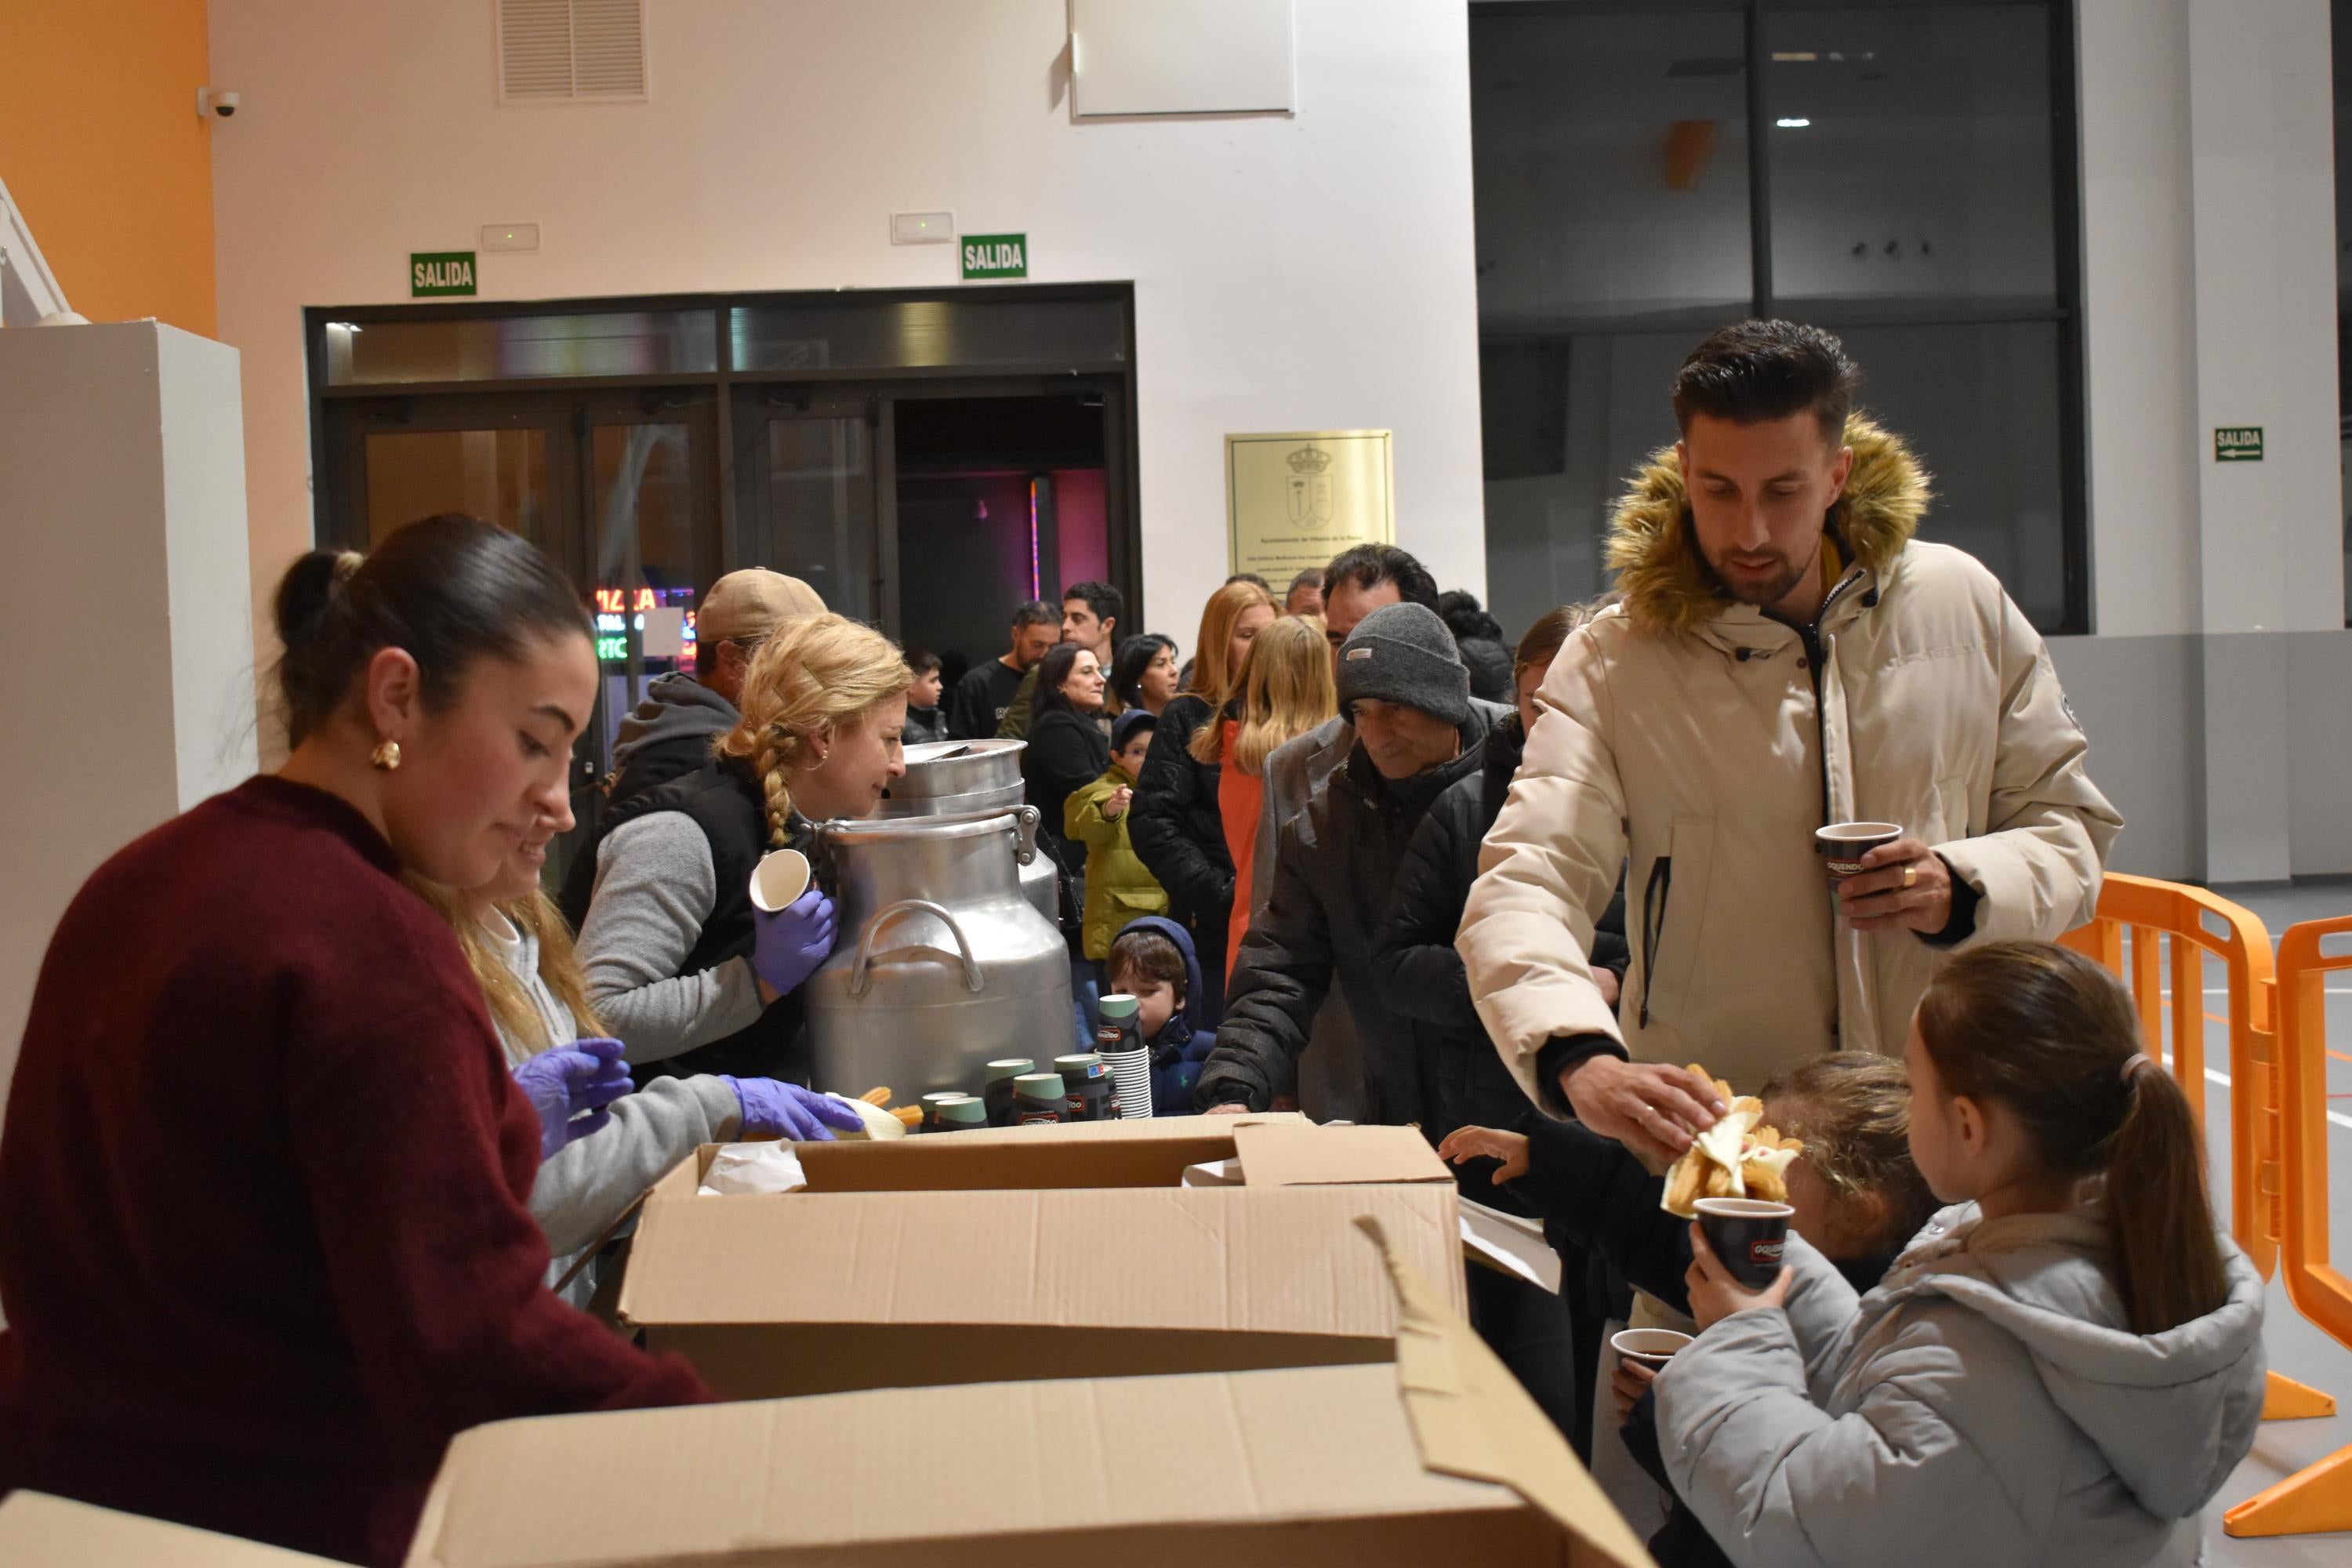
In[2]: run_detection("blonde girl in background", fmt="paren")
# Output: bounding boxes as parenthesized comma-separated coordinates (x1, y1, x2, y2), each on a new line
(1127, 578, 1278, 1020)
(412, 811, 849, 1306)
(1200, 614, 1335, 981)
(576, 612, 911, 1083)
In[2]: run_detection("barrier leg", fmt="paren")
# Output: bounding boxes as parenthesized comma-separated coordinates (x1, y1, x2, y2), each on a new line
(2224, 1443, 2352, 1537)
(2264, 1371, 2338, 1421)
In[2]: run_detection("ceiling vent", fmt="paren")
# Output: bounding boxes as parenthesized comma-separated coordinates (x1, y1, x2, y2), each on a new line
(498, 0, 648, 104)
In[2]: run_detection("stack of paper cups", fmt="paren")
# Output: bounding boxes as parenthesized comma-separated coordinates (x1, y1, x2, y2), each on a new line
(1093, 993, 1153, 1119)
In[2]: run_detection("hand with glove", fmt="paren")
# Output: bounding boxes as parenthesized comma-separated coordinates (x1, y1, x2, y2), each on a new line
(750, 887, 837, 997)
(722, 1077, 868, 1142)
(513, 1036, 635, 1159)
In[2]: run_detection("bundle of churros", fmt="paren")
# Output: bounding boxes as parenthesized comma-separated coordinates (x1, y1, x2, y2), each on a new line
(1660, 1064, 1805, 1218)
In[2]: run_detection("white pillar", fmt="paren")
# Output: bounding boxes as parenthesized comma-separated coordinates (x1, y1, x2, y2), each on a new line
(0, 322, 256, 1098)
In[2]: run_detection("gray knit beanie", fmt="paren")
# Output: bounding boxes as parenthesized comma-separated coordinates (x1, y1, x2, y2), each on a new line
(1335, 602, 1472, 727)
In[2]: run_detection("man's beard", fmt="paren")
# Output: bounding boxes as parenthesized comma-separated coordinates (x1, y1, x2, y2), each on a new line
(1697, 532, 1824, 611)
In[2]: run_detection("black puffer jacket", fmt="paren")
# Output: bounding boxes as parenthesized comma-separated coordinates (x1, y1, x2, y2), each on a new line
(1127, 695, 1232, 992)
(1198, 704, 1501, 1123)
(1370, 711, 1628, 1134)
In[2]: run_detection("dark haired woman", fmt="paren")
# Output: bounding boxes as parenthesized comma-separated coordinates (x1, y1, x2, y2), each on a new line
(1657, 942, 2265, 1567)
(0, 517, 710, 1566)
(1109, 632, 1181, 718)
(1022, 641, 1112, 877)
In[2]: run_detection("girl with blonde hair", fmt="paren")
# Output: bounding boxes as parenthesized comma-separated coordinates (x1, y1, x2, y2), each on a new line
(577, 612, 912, 1082)
(1203, 615, 1334, 978)
(1127, 577, 1277, 1020)
(413, 816, 855, 1306)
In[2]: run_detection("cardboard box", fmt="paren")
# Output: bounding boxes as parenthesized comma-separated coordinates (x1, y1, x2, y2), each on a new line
(619, 1118, 1466, 1398)
(406, 1222, 1654, 1568)
(0, 1492, 346, 1566)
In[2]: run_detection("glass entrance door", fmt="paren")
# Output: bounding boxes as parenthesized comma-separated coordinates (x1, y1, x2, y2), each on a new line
(731, 390, 884, 632)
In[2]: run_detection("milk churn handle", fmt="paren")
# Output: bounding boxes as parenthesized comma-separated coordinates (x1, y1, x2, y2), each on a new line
(847, 899, 985, 998)
(1007, 804, 1040, 866)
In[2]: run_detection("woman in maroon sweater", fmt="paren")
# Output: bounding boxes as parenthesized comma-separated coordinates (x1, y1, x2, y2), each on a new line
(0, 516, 711, 1566)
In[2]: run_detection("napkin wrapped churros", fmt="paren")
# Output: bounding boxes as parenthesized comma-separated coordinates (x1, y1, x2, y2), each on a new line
(1661, 1064, 1805, 1218)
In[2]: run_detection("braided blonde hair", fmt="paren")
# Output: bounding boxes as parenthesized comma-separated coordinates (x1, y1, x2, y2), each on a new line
(716, 612, 913, 847)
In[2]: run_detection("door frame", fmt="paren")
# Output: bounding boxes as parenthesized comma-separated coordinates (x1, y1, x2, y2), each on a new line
(307, 285, 1143, 629)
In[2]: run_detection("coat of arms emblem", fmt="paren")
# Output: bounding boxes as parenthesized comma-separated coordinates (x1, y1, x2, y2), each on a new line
(1285, 445, 1335, 530)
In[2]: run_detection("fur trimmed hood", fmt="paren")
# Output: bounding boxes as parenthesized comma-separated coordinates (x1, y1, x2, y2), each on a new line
(1605, 414, 1933, 633)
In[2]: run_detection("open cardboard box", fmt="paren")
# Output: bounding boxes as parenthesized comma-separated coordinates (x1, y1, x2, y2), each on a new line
(0, 1492, 347, 1566)
(617, 1116, 1468, 1399)
(408, 1222, 1653, 1568)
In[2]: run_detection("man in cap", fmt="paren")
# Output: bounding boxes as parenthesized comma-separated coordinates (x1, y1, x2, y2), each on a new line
(605, 569, 826, 808)
(1199, 601, 1508, 1124)
(558, 568, 822, 927)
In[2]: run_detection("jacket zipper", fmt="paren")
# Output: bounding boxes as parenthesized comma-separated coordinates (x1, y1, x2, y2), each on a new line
(1639, 854, 1672, 1029)
(1801, 569, 1870, 1024)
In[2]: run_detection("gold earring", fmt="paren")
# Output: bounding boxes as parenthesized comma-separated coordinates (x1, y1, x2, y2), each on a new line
(369, 740, 402, 771)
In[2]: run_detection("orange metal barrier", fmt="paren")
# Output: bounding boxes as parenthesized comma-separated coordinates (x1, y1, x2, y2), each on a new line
(2225, 916, 2352, 1538)
(2060, 873, 2280, 1279)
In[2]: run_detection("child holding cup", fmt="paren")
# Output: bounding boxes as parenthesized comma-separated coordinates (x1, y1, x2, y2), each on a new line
(1659, 942, 2265, 1567)
(1439, 1052, 1939, 1567)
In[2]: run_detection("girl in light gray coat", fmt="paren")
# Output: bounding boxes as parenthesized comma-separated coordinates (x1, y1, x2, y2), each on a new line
(1657, 941, 2266, 1568)
(413, 829, 856, 1307)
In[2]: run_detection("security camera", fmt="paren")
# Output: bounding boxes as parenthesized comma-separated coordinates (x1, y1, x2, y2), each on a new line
(198, 88, 240, 119)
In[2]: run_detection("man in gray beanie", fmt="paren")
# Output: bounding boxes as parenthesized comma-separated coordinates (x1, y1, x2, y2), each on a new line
(1196, 604, 1578, 1441)
(1199, 601, 1505, 1121)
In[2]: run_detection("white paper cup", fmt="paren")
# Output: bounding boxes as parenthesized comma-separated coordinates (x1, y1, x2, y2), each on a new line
(1610, 1327, 1693, 1371)
(1814, 822, 1903, 879)
(749, 848, 812, 913)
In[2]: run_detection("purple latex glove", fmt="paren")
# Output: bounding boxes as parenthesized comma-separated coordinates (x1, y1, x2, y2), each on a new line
(721, 1077, 867, 1142)
(512, 1036, 634, 1159)
(750, 887, 837, 995)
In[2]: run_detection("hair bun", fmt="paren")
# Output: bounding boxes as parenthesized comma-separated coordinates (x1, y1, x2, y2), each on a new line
(273, 549, 361, 652)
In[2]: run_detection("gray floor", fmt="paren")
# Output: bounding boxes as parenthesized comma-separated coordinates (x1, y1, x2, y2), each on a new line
(2178, 879, 2352, 1562)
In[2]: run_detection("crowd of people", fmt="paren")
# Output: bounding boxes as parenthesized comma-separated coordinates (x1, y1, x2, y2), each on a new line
(0, 321, 2268, 1568)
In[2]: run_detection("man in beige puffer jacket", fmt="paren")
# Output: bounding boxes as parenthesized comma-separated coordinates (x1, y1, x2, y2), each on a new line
(1459, 321, 2122, 1167)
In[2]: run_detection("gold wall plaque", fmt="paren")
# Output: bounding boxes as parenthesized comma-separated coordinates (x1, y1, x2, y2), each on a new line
(1225, 430, 1395, 583)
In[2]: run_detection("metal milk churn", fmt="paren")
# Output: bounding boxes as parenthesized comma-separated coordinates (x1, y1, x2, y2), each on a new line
(878, 739, 1058, 923)
(802, 804, 1074, 1100)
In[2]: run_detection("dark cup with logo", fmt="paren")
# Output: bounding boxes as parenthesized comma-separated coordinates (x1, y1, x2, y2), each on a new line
(1814, 821, 1903, 880)
(1694, 1197, 1794, 1290)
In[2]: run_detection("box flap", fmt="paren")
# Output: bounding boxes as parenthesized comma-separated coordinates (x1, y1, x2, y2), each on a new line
(0, 1493, 344, 1566)
(620, 1185, 1461, 1334)
(1229, 1121, 1451, 1187)
(405, 1363, 1534, 1568)
(1359, 1217, 1657, 1568)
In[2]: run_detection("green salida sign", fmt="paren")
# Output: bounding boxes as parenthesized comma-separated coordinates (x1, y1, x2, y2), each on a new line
(2214, 426, 2264, 463)
(960, 233, 1028, 281)
(410, 251, 477, 298)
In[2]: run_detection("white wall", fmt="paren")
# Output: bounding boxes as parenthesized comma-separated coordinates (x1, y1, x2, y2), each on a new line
(2063, 0, 2350, 884)
(206, 0, 1488, 658)
(0, 323, 256, 1100)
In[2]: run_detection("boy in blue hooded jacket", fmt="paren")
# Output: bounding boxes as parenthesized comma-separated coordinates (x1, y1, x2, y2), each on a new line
(1107, 916, 1218, 1116)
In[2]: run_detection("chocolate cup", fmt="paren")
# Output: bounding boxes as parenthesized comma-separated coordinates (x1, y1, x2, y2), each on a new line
(1610, 1327, 1693, 1371)
(1814, 822, 1902, 880)
(1694, 1197, 1794, 1290)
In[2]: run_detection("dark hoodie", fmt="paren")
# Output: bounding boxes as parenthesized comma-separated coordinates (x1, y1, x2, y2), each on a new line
(1198, 702, 1504, 1121)
(557, 675, 739, 931)
(1371, 711, 1628, 1138)
(608, 673, 739, 808)
(1115, 915, 1218, 1116)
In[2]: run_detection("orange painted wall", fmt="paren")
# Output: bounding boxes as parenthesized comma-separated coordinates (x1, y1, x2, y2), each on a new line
(0, 2, 216, 336)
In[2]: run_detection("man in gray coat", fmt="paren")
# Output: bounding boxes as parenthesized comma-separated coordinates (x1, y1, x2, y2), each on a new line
(1250, 543, 1443, 1120)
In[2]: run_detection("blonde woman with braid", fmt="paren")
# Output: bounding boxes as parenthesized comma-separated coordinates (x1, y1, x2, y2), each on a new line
(576, 612, 911, 1082)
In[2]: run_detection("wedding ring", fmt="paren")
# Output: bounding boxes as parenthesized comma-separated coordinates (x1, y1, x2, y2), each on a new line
(1902, 862, 1918, 890)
